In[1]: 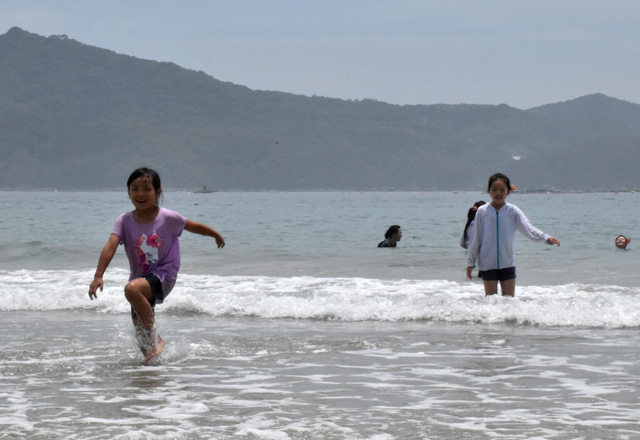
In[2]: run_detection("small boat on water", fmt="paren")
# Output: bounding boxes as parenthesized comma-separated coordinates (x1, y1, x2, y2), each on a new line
(194, 186, 216, 193)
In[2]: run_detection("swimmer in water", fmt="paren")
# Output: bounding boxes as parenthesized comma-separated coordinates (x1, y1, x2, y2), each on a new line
(378, 225, 402, 248)
(615, 235, 631, 250)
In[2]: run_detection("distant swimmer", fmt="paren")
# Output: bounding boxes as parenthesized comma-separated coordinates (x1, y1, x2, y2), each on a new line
(466, 173, 560, 297)
(378, 225, 402, 248)
(88, 167, 225, 362)
(615, 235, 631, 250)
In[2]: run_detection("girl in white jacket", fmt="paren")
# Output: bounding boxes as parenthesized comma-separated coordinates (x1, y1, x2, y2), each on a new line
(466, 173, 560, 296)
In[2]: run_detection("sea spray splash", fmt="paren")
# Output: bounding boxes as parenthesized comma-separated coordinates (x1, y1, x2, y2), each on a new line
(2, 270, 640, 327)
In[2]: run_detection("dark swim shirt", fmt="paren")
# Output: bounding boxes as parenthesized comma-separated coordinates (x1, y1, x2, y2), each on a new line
(377, 239, 396, 248)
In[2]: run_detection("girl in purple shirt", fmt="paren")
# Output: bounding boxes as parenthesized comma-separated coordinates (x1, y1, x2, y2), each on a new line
(88, 167, 225, 361)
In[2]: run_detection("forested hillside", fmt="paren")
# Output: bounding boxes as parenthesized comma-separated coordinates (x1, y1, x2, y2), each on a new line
(1, 27, 639, 191)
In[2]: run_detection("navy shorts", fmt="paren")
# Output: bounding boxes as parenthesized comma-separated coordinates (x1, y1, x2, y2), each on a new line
(130, 274, 163, 320)
(479, 266, 516, 282)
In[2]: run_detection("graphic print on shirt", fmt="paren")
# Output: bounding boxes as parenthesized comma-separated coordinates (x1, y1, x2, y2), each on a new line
(135, 232, 163, 273)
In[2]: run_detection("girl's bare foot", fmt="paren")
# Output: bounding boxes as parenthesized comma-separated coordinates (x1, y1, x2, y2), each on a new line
(144, 335, 165, 362)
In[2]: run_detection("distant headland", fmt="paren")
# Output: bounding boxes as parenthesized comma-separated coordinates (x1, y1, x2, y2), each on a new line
(1, 27, 639, 191)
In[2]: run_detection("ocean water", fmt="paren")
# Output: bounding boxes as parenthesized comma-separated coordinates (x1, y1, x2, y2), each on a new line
(1, 190, 640, 439)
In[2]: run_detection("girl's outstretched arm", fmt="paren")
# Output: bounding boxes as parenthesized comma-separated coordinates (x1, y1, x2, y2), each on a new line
(184, 219, 225, 248)
(89, 234, 121, 299)
(514, 208, 554, 244)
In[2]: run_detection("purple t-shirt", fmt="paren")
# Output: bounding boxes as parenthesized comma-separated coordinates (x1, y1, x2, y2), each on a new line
(112, 208, 187, 302)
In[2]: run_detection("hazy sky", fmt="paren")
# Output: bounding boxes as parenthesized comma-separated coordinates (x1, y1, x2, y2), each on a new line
(2, 1, 639, 109)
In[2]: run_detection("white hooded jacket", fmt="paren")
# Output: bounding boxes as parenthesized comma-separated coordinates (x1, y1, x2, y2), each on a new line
(466, 202, 550, 271)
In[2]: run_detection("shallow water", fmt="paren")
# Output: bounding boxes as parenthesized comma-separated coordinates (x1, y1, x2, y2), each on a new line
(2, 191, 639, 285)
(3, 312, 640, 439)
(2, 191, 640, 439)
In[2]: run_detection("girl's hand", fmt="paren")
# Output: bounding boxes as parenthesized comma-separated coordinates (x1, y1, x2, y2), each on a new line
(547, 237, 560, 246)
(184, 220, 225, 248)
(89, 277, 103, 300)
(466, 266, 473, 280)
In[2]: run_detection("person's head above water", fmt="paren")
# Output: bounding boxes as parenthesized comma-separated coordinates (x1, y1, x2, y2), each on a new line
(385, 225, 402, 243)
(615, 235, 631, 250)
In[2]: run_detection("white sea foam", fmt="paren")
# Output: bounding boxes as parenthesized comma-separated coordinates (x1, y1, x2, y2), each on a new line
(1, 269, 640, 328)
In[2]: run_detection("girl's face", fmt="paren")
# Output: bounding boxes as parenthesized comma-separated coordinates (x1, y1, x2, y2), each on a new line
(128, 176, 161, 211)
(392, 228, 402, 242)
(488, 179, 509, 207)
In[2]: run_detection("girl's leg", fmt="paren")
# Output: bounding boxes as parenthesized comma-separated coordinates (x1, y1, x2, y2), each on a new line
(483, 280, 499, 296)
(124, 278, 164, 359)
(125, 278, 155, 330)
(499, 279, 515, 297)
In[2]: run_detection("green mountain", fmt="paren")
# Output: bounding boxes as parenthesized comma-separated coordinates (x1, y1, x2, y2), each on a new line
(1, 26, 639, 191)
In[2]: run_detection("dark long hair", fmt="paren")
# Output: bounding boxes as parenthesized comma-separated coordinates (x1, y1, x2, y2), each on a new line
(384, 225, 401, 239)
(463, 201, 486, 245)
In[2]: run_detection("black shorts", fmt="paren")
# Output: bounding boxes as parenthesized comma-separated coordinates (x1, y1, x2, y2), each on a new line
(131, 274, 163, 320)
(479, 266, 516, 282)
